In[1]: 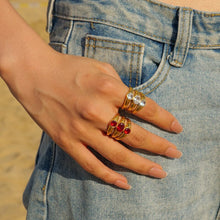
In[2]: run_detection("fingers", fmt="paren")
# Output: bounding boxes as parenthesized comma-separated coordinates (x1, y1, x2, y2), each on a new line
(65, 141, 131, 190)
(103, 113, 182, 159)
(111, 84, 183, 133)
(81, 128, 167, 179)
(122, 122, 182, 158)
(134, 97, 183, 133)
(84, 65, 182, 134)
(80, 89, 182, 159)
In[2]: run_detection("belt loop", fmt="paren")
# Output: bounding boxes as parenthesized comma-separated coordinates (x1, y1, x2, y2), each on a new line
(169, 8, 193, 68)
(46, 0, 56, 33)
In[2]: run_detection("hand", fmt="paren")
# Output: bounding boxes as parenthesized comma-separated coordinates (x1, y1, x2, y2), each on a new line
(5, 50, 183, 190)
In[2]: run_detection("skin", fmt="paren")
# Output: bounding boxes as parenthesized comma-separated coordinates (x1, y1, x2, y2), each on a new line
(0, 0, 186, 190)
(159, 0, 220, 11)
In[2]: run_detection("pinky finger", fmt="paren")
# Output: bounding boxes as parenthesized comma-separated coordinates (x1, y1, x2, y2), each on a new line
(64, 141, 132, 190)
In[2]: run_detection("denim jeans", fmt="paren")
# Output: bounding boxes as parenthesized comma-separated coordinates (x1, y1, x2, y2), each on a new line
(23, 0, 220, 219)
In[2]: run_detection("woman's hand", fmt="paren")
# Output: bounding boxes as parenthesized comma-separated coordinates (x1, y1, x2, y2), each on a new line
(0, 0, 182, 189)
(6, 49, 182, 189)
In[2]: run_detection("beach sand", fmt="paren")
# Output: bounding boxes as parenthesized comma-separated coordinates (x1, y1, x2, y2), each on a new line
(0, 1, 48, 219)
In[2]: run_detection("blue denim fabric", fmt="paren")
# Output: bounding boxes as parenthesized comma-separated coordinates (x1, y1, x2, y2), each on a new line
(23, 0, 220, 219)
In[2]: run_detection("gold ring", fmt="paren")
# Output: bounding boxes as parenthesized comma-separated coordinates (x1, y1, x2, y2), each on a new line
(106, 114, 131, 140)
(121, 87, 146, 113)
(116, 117, 131, 140)
(106, 113, 120, 136)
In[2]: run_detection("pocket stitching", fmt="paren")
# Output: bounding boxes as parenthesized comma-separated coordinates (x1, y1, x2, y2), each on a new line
(136, 45, 142, 87)
(85, 35, 145, 88)
(86, 36, 144, 47)
(85, 36, 145, 54)
(145, 65, 171, 95)
(136, 44, 169, 94)
(129, 45, 134, 87)
(85, 44, 144, 54)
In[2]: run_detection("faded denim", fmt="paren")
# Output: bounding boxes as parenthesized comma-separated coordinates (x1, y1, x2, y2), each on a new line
(23, 0, 220, 219)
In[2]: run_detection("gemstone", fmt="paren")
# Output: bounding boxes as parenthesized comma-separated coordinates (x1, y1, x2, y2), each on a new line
(110, 120, 117, 127)
(133, 95, 141, 104)
(127, 92, 133, 100)
(140, 99, 146, 107)
(117, 123, 125, 132)
(124, 128, 131, 134)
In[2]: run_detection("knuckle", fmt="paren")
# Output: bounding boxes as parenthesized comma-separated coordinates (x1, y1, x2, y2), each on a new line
(129, 132, 146, 148)
(82, 160, 114, 184)
(70, 120, 86, 136)
(101, 171, 114, 183)
(52, 129, 68, 146)
(135, 163, 149, 174)
(102, 62, 115, 73)
(80, 101, 98, 121)
(82, 159, 96, 174)
(111, 150, 128, 166)
(96, 75, 115, 94)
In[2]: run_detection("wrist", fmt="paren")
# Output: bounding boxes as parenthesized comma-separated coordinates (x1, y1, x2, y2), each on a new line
(0, 0, 57, 89)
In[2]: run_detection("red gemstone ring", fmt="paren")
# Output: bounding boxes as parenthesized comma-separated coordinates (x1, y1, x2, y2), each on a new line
(106, 113, 131, 140)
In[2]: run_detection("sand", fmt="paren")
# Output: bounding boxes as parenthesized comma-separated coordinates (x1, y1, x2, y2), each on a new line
(0, 1, 48, 219)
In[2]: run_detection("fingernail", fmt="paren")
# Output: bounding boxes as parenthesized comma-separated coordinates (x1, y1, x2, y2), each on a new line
(171, 120, 183, 133)
(165, 147, 182, 158)
(114, 180, 132, 190)
(148, 167, 167, 178)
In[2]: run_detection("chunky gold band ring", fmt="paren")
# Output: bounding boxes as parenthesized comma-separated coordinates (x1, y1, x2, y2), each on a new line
(121, 87, 146, 113)
(106, 114, 131, 140)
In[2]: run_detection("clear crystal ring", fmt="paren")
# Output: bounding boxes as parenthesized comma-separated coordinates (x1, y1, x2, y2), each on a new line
(106, 114, 131, 140)
(121, 87, 146, 113)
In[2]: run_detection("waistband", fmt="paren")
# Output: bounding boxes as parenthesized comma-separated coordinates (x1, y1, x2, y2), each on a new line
(47, 0, 220, 49)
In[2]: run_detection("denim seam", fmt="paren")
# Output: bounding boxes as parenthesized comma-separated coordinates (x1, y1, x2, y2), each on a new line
(173, 9, 186, 65)
(42, 141, 56, 220)
(46, 0, 56, 33)
(181, 10, 193, 64)
(51, 39, 220, 50)
(140, 44, 169, 91)
(53, 14, 174, 45)
(49, 42, 67, 47)
(85, 38, 89, 57)
(54, 14, 220, 49)
(145, 65, 170, 95)
(85, 36, 145, 54)
(92, 38, 96, 57)
(88, 37, 96, 58)
(173, 9, 192, 66)
(85, 44, 144, 54)
(86, 37, 143, 47)
(191, 44, 220, 49)
(85, 36, 144, 87)
(172, 59, 183, 65)
(129, 45, 134, 87)
(65, 20, 74, 54)
(202, 13, 220, 17)
(136, 46, 141, 87)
